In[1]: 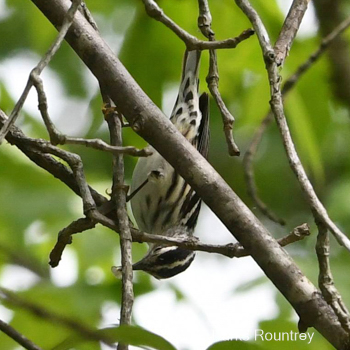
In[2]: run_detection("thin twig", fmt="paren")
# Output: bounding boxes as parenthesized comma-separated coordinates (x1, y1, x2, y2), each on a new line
(142, 0, 252, 51)
(274, 0, 310, 66)
(0, 288, 115, 347)
(80, 1, 99, 31)
(244, 14, 350, 225)
(49, 203, 310, 265)
(199, 0, 250, 156)
(197, 0, 214, 38)
(31, 73, 63, 144)
(31, 73, 151, 157)
(283, 14, 350, 91)
(315, 223, 350, 332)
(236, 0, 350, 251)
(4, 118, 97, 217)
(64, 137, 152, 157)
(2, 96, 99, 221)
(235, 0, 272, 58)
(17, 137, 96, 216)
(0, 109, 107, 208)
(243, 111, 286, 225)
(0, 0, 81, 144)
(105, 107, 134, 350)
(49, 217, 96, 267)
(131, 223, 310, 258)
(0, 318, 43, 350)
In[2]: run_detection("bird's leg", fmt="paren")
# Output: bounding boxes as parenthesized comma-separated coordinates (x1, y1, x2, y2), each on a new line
(127, 177, 149, 202)
(127, 170, 164, 202)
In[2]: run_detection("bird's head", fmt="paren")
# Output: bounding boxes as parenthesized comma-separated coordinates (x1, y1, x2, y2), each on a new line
(112, 226, 196, 279)
(132, 245, 195, 279)
(112, 245, 195, 280)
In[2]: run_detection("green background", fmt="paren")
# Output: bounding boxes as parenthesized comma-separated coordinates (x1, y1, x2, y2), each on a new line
(0, 0, 350, 349)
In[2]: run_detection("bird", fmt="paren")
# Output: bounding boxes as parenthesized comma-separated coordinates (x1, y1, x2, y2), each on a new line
(115, 50, 209, 279)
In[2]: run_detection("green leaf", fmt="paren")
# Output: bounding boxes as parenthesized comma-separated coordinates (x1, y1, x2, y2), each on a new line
(53, 325, 177, 350)
(207, 340, 264, 350)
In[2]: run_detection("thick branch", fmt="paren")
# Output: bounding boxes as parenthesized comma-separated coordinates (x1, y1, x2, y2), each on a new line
(26, 0, 350, 347)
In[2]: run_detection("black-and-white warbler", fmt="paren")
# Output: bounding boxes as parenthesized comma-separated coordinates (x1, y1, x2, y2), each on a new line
(119, 50, 209, 279)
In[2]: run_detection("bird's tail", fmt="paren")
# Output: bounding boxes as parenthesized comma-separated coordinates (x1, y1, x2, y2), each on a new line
(181, 50, 201, 83)
(170, 50, 201, 121)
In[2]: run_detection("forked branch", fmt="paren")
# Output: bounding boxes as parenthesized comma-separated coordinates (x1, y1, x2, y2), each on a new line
(243, 14, 350, 225)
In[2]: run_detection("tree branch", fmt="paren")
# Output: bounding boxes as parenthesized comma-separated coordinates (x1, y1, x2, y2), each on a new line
(0, 0, 81, 144)
(243, 110, 286, 226)
(62, 136, 152, 157)
(316, 223, 350, 332)
(50, 215, 310, 264)
(274, 0, 310, 65)
(31, 74, 151, 157)
(0, 109, 107, 207)
(283, 14, 350, 91)
(142, 0, 252, 51)
(243, 14, 350, 225)
(24, 0, 350, 346)
(198, 0, 249, 156)
(0, 318, 43, 350)
(131, 223, 310, 258)
(235, 0, 350, 342)
(236, 0, 350, 250)
(105, 108, 134, 350)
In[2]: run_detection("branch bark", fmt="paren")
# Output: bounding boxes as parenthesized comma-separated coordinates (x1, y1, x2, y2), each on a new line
(243, 14, 350, 225)
(106, 110, 134, 350)
(27, 0, 350, 347)
(235, 0, 350, 251)
(0, 0, 81, 144)
(142, 0, 252, 51)
(274, 0, 310, 65)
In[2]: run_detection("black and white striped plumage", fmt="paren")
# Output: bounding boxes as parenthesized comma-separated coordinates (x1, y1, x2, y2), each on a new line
(130, 50, 209, 279)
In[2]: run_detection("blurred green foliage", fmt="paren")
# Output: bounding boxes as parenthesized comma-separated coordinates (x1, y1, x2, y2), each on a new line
(0, 0, 350, 349)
